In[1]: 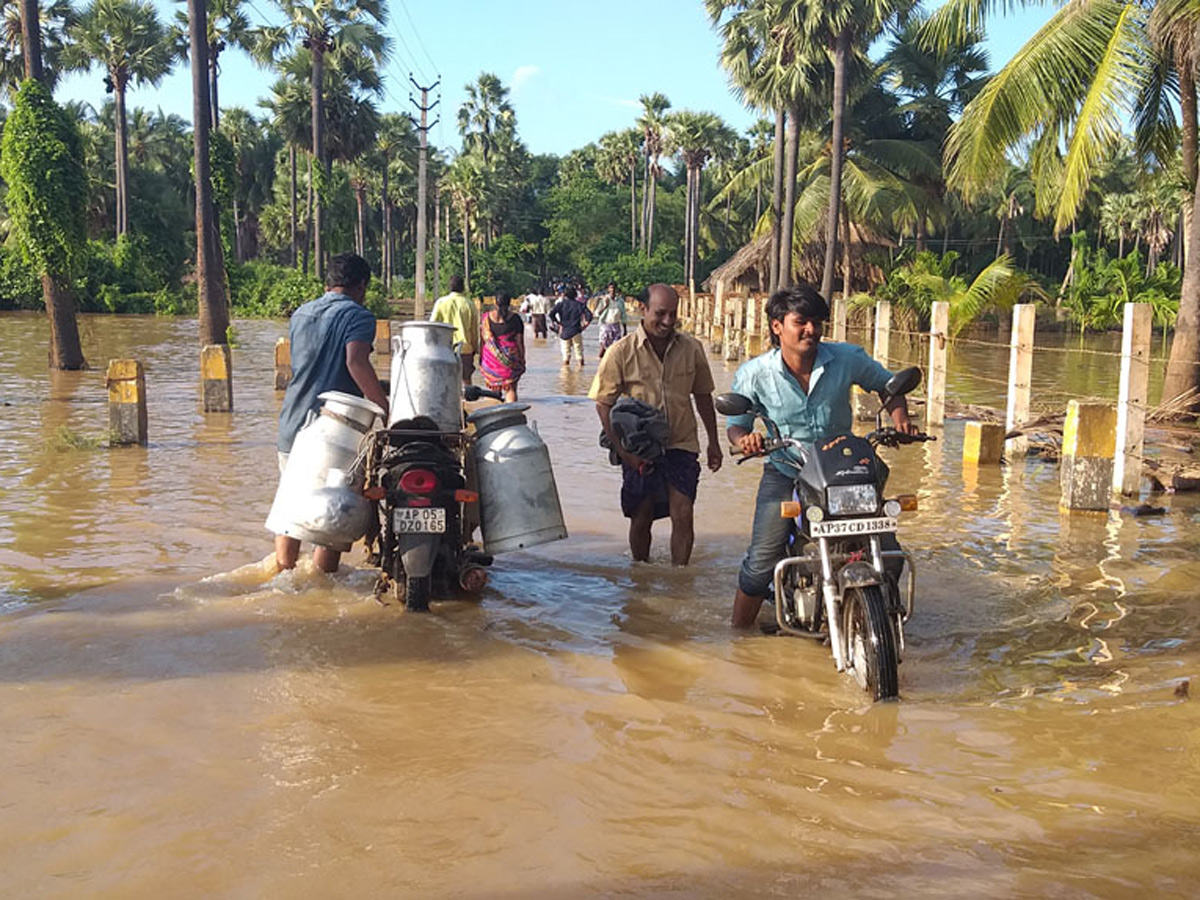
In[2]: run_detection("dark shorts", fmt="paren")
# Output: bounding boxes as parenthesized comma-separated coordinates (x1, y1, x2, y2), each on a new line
(532, 313, 547, 337)
(620, 449, 700, 520)
(461, 352, 475, 381)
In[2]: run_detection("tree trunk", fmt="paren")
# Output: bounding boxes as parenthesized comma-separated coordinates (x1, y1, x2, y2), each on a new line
(647, 159, 658, 256)
(640, 153, 650, 252)
(683, 165, 693, 285)
(42, 275, 86, 369)
(209, 50, 220, 131)
(381, 158, 390, 291)
(1118, 229, 1124, 258)
(311, 37, 326, 281)
(915, 213, 926, 253)
(841, 202, 852, 300)
(630, 165, 637, 253)
(19, 0, 43, 82)
(190, 0, 228, 346)
(303, 152, 312, 276)
(695, 167, 703, 285)
(820, 28, 850, 301)
(289, 144, 297, 268)
(770, 108, 784, 292)
(114, 77, 130, 238)
(1164, 172, 1200, 408)
(996, 215, 1006, 259)
(462, 204, 471, 293)
(779, 107, 799, 289)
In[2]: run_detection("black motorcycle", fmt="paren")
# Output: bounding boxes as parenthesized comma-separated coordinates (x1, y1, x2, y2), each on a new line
(717, 366, 933, 701)
(365, 385, 500, 612)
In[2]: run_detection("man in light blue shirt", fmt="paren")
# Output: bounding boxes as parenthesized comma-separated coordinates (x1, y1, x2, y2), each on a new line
(725, 283, 915, 629)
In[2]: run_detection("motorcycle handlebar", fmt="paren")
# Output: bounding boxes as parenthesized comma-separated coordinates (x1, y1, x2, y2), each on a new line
(868, 428, 936, 447)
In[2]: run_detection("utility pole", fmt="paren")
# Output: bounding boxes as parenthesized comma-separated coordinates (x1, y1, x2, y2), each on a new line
(409, 76, 439, 318)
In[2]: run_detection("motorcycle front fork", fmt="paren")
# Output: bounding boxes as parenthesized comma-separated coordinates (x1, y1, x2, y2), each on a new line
(772, 535, 916, 672)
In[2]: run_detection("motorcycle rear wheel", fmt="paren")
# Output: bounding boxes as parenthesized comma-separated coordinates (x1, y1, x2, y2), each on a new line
(405, 573, 432, 613)
(843, 585, 899, 701)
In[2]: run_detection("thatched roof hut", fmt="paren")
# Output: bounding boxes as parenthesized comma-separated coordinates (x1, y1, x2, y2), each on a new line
(704, 224, 896, 297)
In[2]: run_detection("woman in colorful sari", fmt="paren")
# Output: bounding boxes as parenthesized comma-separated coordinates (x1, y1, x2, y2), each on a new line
(479, 292, 527, 402)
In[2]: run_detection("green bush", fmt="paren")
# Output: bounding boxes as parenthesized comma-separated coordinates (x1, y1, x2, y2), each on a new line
(0, 245, 42, 310)
(228, 261, 322, 317)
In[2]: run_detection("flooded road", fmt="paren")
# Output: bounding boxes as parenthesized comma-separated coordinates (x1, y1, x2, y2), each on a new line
(1, 312, 1199, 898)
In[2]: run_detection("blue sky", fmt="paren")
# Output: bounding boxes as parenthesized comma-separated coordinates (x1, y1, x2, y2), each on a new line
(55, 0, 1056, 158)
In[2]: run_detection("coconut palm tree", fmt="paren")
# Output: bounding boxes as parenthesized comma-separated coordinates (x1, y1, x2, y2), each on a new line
(65, 0, 177, 239)
(443, 153, 484, 292)
(256, 0, 388, 280)
(375, 113, 416, 290)
(261, 71, 309, 269)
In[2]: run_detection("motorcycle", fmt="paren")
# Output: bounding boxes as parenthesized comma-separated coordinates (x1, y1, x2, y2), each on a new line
(364, 384, 503, 612)
(716, 366, 933, 701)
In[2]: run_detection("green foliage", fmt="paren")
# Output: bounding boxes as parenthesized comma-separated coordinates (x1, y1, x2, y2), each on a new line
(44, 425, 103, 452)
(0, 79, 87, 284)
(208, 129, 238, 208)
(584, 247, 684, 297)
(0, 246, 43, 310)
(226, 261, 322, 317)
(1064, 246, 1180, 331)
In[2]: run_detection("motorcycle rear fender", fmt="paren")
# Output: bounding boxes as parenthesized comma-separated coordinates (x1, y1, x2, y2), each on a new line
(397, 534, 437, 578)
(837, 561, 882, 591)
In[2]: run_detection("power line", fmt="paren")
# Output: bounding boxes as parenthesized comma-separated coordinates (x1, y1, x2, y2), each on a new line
(396, 0, 439, 77)
(388, 15, 428, 82)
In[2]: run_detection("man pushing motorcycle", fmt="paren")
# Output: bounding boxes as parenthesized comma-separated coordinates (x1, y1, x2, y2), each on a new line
(726, 283, 918, 630)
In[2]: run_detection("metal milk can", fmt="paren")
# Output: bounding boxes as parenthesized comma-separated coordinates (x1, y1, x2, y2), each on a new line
(265, 391, 382, 551)
(466, 404, 568, 555)
(388, 321, 461, 432)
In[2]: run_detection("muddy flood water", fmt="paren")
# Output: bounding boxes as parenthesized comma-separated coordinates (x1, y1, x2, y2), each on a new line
(2, 312, 1199, 898)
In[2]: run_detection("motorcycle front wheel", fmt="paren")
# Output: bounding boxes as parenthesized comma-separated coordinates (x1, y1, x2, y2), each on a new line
(843, 585, 899, 701)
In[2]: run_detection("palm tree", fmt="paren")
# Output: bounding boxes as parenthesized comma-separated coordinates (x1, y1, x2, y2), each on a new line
(597, 128, 641, 251)
(637, 92, 671, 256)
(2, 0, 73, 93)
(443, 154, 484, 292)
(257, 0, 388, 280)
(926, 0, 1200, 404)
(174, 0, 253, 129)
(262, 71, 309, 269)
(66, 0, 177, 240)
(1100, 192, 1139, 257)
(375, 113, 416, 290)
(457, 72, 515, 249)
(672, 110, 736, 288)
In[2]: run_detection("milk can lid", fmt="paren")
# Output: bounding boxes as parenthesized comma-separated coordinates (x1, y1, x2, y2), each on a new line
(467, 402, 530, 434)
(318, 391, 385, 423)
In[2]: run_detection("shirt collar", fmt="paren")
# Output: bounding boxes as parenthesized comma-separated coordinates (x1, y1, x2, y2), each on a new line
(774, 342, 831, 392)
(635, 324, 677, 352)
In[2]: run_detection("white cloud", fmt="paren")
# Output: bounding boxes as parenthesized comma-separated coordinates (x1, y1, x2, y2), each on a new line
(512, 65, 540, 91)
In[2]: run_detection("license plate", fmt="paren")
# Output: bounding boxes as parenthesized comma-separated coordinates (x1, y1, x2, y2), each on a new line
(393, 507, 446, 533)
(809, 516, 897, 538)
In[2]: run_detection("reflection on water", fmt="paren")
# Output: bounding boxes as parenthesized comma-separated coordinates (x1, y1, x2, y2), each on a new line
(1, 312, 1198, 898)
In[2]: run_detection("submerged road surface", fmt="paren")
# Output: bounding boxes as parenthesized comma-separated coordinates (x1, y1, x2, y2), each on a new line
(1, 313, 1198, 898)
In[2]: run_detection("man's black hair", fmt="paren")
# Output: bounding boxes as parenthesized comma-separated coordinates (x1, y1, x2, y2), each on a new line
(449, 274, 465, 292)
(564, 286, 577, 301)
(326, 253, 371, 290)
(765, 283, 829, 347)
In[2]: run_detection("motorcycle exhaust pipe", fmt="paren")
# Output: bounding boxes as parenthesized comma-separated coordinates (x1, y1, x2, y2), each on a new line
(459, 563, 488, 593)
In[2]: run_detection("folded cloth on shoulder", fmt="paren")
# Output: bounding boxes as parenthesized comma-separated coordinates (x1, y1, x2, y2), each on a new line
(599, 396, 670, 466)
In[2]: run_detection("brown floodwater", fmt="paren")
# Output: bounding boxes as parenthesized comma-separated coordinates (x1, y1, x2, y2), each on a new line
(1, 311, 1198, 898)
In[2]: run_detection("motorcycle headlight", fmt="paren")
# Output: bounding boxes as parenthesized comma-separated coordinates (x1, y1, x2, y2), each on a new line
(826, 484, 879, 516)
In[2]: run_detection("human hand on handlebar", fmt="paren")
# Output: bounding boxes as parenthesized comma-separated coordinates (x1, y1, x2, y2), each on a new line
(736, 432, 764, 456)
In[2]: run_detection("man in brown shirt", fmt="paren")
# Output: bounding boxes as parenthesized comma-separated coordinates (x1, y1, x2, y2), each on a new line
(588, 283, 723, 565)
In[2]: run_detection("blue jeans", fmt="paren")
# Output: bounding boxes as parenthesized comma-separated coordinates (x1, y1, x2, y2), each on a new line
(738, 464, 797, 597)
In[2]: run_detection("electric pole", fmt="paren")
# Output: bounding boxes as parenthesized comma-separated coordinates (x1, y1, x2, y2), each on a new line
(409, 76, 439, 318)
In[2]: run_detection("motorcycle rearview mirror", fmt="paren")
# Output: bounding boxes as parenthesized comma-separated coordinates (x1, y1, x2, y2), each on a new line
(714, 392, 753, 417)
(463, 385, 484, 402)
(880, 366, 922, 403)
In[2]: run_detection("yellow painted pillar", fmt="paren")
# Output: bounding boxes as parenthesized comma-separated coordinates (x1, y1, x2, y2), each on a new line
(1060, 401, 1117, 511)
(106, 359, 147, 445)
(274, 337, 292, 391)
(201, 344, 233, 412)
(963, 421, 1004, 465)
(744, 295, 761, 357)
(374, 319, 392, 359)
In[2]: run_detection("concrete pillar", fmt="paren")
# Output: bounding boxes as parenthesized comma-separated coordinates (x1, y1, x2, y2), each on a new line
(725, 294, 743, 361)
(745, 295, 762, 358)
(1114, 302, 1151, 496)
(1061, 400, 1117, 511)
(832, 296, 848, 343)
(926, 301, 949, 429)
(106, 359, 147, 445)
(963, 421, 1004, 465)
(201, 344, 233, 412)
(710, 293, 725, 353)
(274, 338, 292, 391)
(1005, 304, 1036, 457)
(374, 319, 392, 359)
(873, 300, 892, 365)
